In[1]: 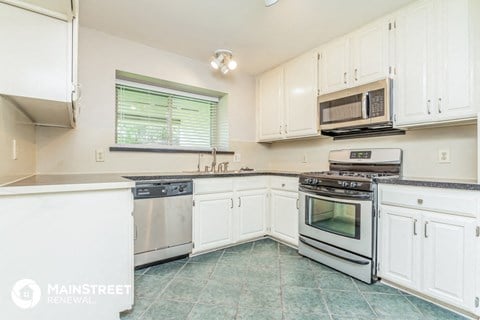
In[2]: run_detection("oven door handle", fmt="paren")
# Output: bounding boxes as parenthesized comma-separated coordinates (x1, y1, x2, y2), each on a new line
(299, 186, 372, 201)
(299, 236, 370, 265)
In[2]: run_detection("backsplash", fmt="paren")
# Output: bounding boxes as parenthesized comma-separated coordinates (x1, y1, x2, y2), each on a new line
(266, 124, 477, 181)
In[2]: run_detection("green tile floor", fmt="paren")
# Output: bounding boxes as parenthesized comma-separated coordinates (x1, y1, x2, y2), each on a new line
(121, 238, 467, 320)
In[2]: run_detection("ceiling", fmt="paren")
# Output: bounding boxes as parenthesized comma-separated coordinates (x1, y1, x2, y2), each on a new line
(79, 0, 414, 75)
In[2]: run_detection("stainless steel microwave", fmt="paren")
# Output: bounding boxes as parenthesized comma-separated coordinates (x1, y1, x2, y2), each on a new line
(319, 79, 392, 131)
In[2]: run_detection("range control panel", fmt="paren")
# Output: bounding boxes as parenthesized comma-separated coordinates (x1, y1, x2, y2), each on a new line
(134, 180, 193, 199)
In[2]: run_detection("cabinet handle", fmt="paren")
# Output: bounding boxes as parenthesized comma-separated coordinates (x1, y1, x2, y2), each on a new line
(279, 125, 282, 134)
(343, 72, 347, 84)
(354, 68, 358, 81)
(285, 124, 288, 134)
(238, 197, 241, 207)
(424, 221, 429, 238)
(427, 100, 431, 115)
(296, 198, 299, 209)
(413, 219, 418, 236)
(134, 224, 138, 240)
(230, 198, 234, 209)
(438, 98, 442, 113)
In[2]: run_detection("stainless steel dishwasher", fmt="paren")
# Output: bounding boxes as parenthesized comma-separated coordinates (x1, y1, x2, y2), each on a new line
(131, 179, 193, 268)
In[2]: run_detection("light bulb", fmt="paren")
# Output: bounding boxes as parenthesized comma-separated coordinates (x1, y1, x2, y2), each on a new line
(265, 0, 279, 7)
(227, 59, 237, 70)
(220, 65, 229, 74)
(210, 54, 224, 70)
(210, 59, 219, 69)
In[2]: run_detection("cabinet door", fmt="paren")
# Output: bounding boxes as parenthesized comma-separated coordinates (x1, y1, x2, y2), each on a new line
(0, 3, 69, 102)
(379, 206, 421, 290)
(351, 19, 389, 85)
(435, 0, 474, 120)
(193, 193, 233, 253)
(284, 51, 318, 138)
(422, 213, 476, 312)
(270, 190, 299, 246)
(394, 0, 435, 126)
(318, 38, 349, 94)
(257, 66, 284, 141)
(237, 190, 267, 242)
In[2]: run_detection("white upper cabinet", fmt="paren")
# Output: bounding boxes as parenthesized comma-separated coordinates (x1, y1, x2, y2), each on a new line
(394, 0, 478, 127)
(318, 18, 390, 95)
(351, 19, 390, 86)
(257, 66, 284, 141)
(318, 38, 350, 94)
(257, 51, 319, 142)
(284, 51, 319, 138)
(0, 0, 79, 128)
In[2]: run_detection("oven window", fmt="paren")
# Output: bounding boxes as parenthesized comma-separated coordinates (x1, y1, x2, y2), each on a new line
(305, 196, 360, 239)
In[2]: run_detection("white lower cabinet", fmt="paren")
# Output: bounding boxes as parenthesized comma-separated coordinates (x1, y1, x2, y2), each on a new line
(422, 212, 476, 309)
(380, 206, 421, 291)
(193, 176, 299, 253)
(270, 189, 299, 246)
(193, 192, 234, 252)
(237, 189, 268, 242)
(378, 184, 479, 315)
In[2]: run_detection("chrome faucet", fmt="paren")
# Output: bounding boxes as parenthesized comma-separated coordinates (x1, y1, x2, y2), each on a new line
(210, 147, 217, 172)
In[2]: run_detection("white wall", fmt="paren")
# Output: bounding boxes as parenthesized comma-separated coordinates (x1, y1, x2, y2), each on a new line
(35, 27, 477, 180)
(0, 96, 36, 185)
(36, 27, 269, 174)
(266, 124, 477, 181)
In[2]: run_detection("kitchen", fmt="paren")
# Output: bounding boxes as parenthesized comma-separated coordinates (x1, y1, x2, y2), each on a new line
(0, 0, 479, 319)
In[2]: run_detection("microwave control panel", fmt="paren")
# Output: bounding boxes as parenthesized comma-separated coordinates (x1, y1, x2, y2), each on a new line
(350, 151, 372, 159)
(368, 89, 385, 117)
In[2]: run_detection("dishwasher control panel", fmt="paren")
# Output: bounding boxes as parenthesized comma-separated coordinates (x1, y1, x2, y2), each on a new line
(133, 180, 193, 199)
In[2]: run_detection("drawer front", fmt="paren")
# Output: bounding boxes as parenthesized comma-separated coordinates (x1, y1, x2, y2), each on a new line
(194, 178, 234, 195)
(234, 176, 269, 191)
(270, 176, 299, 192)
(380, 185, 479, 217)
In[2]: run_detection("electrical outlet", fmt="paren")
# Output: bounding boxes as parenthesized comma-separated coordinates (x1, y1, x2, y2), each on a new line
(12, 139, 17, 160)
(438, 148, 450, 163)
(233, 153, 241, 162)
(95, 149, 105, 162)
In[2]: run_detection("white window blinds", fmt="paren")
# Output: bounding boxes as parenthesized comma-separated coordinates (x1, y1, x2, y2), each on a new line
(116, 82, 228, 150)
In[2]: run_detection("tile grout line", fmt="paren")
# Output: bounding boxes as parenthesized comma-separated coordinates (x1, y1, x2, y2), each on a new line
(234, 241, 255, 319)
(352, 278, 380, 318)
(184, 248, 227, 319)
(307, 255, 334, 320)
(136, 260, 190, 320)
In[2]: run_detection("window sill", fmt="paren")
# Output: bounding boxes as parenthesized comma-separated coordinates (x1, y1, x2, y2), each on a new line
(109, 146, 234, 155)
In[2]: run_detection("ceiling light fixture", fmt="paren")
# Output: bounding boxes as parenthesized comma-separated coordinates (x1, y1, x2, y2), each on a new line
(210, 49, 237, 74)
(265, 0, 279, 7)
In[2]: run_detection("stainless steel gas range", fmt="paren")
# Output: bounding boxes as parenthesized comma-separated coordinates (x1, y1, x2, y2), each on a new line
(298, 148, 402, 283)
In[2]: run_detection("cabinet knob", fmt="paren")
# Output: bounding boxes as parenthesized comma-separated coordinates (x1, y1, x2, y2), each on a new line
(281, 183, 286, 187)
(417, 198, 423, 205)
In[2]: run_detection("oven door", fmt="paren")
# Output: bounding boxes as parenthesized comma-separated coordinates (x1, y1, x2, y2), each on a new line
(299, 189, 373, 258)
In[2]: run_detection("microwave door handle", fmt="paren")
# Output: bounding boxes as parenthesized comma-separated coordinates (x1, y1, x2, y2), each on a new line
(361, 93, 368, 119)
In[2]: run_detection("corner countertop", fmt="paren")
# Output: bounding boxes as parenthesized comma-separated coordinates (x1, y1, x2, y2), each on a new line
(0, 171, 300, 195)
(376, 176, 480, 191)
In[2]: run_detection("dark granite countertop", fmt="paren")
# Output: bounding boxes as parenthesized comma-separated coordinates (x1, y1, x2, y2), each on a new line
(121, 170, 299, 181)
(376, 176, 480, 191)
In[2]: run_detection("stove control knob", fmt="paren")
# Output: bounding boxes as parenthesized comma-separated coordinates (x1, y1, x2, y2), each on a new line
(350, 182, 357, 188)
(311, 178, 318, 184)
(341, 181, 349, 187)
(305, 178, 312, 184)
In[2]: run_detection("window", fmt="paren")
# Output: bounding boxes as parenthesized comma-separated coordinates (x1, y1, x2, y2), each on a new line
(115, 80, 228, 150)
